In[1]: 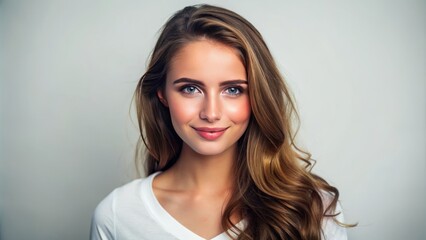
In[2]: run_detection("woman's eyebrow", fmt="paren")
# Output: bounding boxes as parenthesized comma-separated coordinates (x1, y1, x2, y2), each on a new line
(173, 78, 203, 85)
(219, 80, 248, 86)
(172, 78, 248, 86)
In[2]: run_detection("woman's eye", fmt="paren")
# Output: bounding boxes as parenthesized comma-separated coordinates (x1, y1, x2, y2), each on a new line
(224, 87, 242, 96)
(181, 85, 200, 94)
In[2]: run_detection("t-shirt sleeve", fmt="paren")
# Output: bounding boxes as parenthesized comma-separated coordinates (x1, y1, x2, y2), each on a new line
(90, 190, 116, 240)
(322, 201, 348, 240)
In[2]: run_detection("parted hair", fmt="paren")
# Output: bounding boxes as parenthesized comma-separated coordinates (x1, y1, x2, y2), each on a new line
(135, 4, 343, 240)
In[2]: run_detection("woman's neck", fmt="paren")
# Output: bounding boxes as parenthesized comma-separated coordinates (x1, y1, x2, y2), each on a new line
(165, 143, 237, 192)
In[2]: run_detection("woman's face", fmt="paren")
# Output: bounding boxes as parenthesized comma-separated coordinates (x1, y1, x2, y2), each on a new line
(159, 39, 251, 157)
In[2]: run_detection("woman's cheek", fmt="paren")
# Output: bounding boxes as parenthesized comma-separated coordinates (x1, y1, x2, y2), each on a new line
(168, 97, 200, 122)
(226, 98, 251, 123)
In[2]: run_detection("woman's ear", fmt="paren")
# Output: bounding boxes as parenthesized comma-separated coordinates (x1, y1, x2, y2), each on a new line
(157, 90, 168, 107)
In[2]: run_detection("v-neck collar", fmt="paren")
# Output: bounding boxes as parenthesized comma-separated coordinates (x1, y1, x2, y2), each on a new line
(140, 172, 245, 240)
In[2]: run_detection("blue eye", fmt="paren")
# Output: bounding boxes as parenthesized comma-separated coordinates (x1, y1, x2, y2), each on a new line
(224, 87, 242, 96)
(181, 85, 200, 95)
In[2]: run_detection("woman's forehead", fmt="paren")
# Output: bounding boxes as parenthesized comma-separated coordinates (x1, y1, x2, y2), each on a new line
(166, 40, 247, 84)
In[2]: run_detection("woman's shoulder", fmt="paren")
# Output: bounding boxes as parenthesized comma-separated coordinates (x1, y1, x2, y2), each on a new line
(319, 190, 348, 240)
(90, 173, 159, 239)
(93, 172, 159, 212)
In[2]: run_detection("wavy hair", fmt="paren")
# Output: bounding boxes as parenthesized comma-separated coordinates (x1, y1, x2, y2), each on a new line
(135, 4, 345, 239)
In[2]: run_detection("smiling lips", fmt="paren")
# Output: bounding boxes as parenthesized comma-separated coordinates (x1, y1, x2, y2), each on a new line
(193, 127, 229, 140)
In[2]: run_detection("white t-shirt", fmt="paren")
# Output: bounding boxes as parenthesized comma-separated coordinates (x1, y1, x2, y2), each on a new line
(90, 172, 347, 240)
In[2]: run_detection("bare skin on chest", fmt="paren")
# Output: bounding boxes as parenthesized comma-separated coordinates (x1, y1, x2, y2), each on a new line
(153, 175, 233, 239)
(151, 143, 242, 239)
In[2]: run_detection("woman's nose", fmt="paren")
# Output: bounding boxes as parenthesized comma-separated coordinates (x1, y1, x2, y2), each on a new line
(199, 95, 222, 122)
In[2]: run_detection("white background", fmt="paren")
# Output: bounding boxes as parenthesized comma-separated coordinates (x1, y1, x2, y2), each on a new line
(1, 0, 425, 239)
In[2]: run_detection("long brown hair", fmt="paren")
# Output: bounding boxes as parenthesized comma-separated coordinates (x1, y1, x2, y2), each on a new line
(135, 4, 345, 239)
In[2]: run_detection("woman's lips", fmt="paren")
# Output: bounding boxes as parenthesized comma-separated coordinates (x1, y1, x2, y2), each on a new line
(192, 127, 228, 140)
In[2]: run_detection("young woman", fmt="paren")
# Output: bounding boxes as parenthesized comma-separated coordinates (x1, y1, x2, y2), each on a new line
(91, 4, 349, 240)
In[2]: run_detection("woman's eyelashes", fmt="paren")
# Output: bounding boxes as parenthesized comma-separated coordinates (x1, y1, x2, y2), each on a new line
(180, 85, 201, 95)
(178, 85, 245, 97)
(223, 86, 243, 96)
